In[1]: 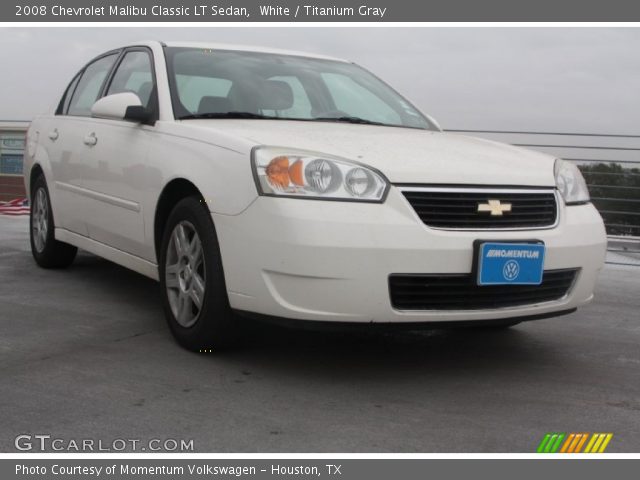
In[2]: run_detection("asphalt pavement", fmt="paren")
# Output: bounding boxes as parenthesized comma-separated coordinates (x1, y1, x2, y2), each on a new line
(1, 215, 639, 452)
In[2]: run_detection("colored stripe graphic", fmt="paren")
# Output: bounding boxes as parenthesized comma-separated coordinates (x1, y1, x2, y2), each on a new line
(597, 434, 613, 453)
(537, 433, 552, 453)
(574, 433, 589, 453)
(560, 433, 575, 453)
(550, 433, 565, 453)
(585, 433, 614, 453)
(543, 434, 557, 453)
(584, 434, 599, 453)
(538, 433, 613, 453)
(537, 433, 565, 453)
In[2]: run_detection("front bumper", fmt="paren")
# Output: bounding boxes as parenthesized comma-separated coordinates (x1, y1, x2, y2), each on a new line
(212, 187, 607, 323)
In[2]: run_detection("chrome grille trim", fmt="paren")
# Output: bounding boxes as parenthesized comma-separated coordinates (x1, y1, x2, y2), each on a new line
(398, 186, 560, 231)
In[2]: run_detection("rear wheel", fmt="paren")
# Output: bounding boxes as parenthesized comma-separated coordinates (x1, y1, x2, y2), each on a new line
(30, 175, 77, 268)
(159, 197, 238, 351)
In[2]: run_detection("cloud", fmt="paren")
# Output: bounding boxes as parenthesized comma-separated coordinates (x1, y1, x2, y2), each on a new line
(0, 27, 638, 134)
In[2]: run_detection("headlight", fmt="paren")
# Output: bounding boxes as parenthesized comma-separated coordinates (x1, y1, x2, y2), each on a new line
(554, 159, 590, 204)
(252, 147, 389, 202)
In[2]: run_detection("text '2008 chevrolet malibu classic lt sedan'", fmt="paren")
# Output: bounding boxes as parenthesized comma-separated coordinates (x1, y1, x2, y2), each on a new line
(25, 41, 607, 350)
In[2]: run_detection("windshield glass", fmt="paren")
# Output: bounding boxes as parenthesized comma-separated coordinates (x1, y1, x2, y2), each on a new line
(165, 47, 434, 130)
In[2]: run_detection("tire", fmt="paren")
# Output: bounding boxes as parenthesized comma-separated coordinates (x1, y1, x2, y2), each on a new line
(30, 174, 77, 268)
(159, 196, 238, 351)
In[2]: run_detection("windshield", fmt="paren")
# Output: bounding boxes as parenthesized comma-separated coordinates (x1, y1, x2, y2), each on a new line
(165, 47, 434, 130)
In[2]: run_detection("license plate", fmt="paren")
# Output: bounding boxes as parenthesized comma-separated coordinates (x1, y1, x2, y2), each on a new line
(477, 242, 545, 286)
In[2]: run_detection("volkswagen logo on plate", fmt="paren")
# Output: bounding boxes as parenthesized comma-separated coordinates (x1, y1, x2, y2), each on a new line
(503, 260, 520, 281)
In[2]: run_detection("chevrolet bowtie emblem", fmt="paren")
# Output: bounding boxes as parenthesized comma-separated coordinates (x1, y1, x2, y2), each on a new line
(477, 199, 512, 216)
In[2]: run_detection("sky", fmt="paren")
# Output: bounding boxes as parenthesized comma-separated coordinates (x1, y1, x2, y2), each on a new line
(1, 27, 639, 135)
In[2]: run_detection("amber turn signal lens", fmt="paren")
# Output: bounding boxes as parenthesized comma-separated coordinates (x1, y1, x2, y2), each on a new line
(265, 156, 290, 189)
(289, 159, 305, 186)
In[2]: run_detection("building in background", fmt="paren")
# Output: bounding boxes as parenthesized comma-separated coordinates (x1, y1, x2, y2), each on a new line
(0, 120, 29, 202)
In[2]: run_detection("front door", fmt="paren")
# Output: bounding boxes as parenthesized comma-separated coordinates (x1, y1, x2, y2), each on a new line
(78, 49, 158, 259)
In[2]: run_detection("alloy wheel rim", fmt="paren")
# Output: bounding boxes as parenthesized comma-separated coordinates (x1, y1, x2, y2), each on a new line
(165, 221, 206, 328)
(32, 187, 48, 253)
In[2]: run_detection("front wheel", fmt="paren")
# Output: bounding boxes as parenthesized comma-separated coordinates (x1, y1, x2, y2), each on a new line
(159, 197, 238, 351)
(30, 174, 77, 268)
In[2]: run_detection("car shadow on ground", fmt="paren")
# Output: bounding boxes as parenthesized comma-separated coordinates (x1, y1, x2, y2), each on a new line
(236, 320, 557, 381)
(60, 251, 568, 382)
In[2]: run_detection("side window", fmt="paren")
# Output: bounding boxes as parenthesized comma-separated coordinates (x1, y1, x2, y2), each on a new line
(176, 75, 232, 113)
(67, 54, 118, 117)
(321, 73, 401, 124)
(57, 73, 81, 115)
(107, 51, 155, 109)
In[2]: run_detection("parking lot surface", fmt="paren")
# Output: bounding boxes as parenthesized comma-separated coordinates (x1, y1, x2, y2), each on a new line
(1, 215, 639, 452)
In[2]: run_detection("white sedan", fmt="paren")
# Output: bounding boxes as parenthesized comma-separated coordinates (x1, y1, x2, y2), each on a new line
(25, 41, 607, 350)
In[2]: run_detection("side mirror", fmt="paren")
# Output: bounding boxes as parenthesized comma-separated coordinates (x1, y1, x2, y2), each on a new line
(91, 92, 153, 124)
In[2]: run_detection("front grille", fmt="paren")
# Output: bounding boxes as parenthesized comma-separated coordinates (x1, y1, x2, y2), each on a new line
(401, 188, 558, 229)
(389, 269, 578, 310)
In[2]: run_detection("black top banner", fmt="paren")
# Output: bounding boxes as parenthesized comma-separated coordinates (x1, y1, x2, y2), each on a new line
(5, 0, 640, 22)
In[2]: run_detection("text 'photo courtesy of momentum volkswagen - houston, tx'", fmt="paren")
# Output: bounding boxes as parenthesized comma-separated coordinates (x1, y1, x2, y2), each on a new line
(24, 41, 607, 351)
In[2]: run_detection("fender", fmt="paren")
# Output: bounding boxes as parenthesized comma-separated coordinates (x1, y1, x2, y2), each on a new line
(25, 118, 54, 204)
(143, 125, 259, 218)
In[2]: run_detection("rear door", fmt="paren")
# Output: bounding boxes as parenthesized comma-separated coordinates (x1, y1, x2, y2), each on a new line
(46, 52, 120, 236)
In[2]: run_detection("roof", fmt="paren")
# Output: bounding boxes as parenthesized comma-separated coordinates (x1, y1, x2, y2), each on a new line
(140, 40, 349, 62)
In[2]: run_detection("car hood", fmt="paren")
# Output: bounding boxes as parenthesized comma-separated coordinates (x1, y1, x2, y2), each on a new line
(185, 120, 557, 186)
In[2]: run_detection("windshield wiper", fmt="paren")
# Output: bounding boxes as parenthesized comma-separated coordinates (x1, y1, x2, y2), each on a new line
(313, 116, 386, 126)
(178, 112, 273, 120)
(178, 112, 389, 127)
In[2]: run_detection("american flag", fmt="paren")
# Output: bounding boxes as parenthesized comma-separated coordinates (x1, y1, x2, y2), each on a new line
(0, 198, 30, 216)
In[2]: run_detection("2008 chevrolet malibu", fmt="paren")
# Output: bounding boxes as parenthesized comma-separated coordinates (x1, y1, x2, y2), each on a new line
(25, 41, 607, 350)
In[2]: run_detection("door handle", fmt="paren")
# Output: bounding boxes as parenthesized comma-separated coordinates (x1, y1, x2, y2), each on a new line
(83, 132, 98, 147)
(48, 129, 59, 141)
